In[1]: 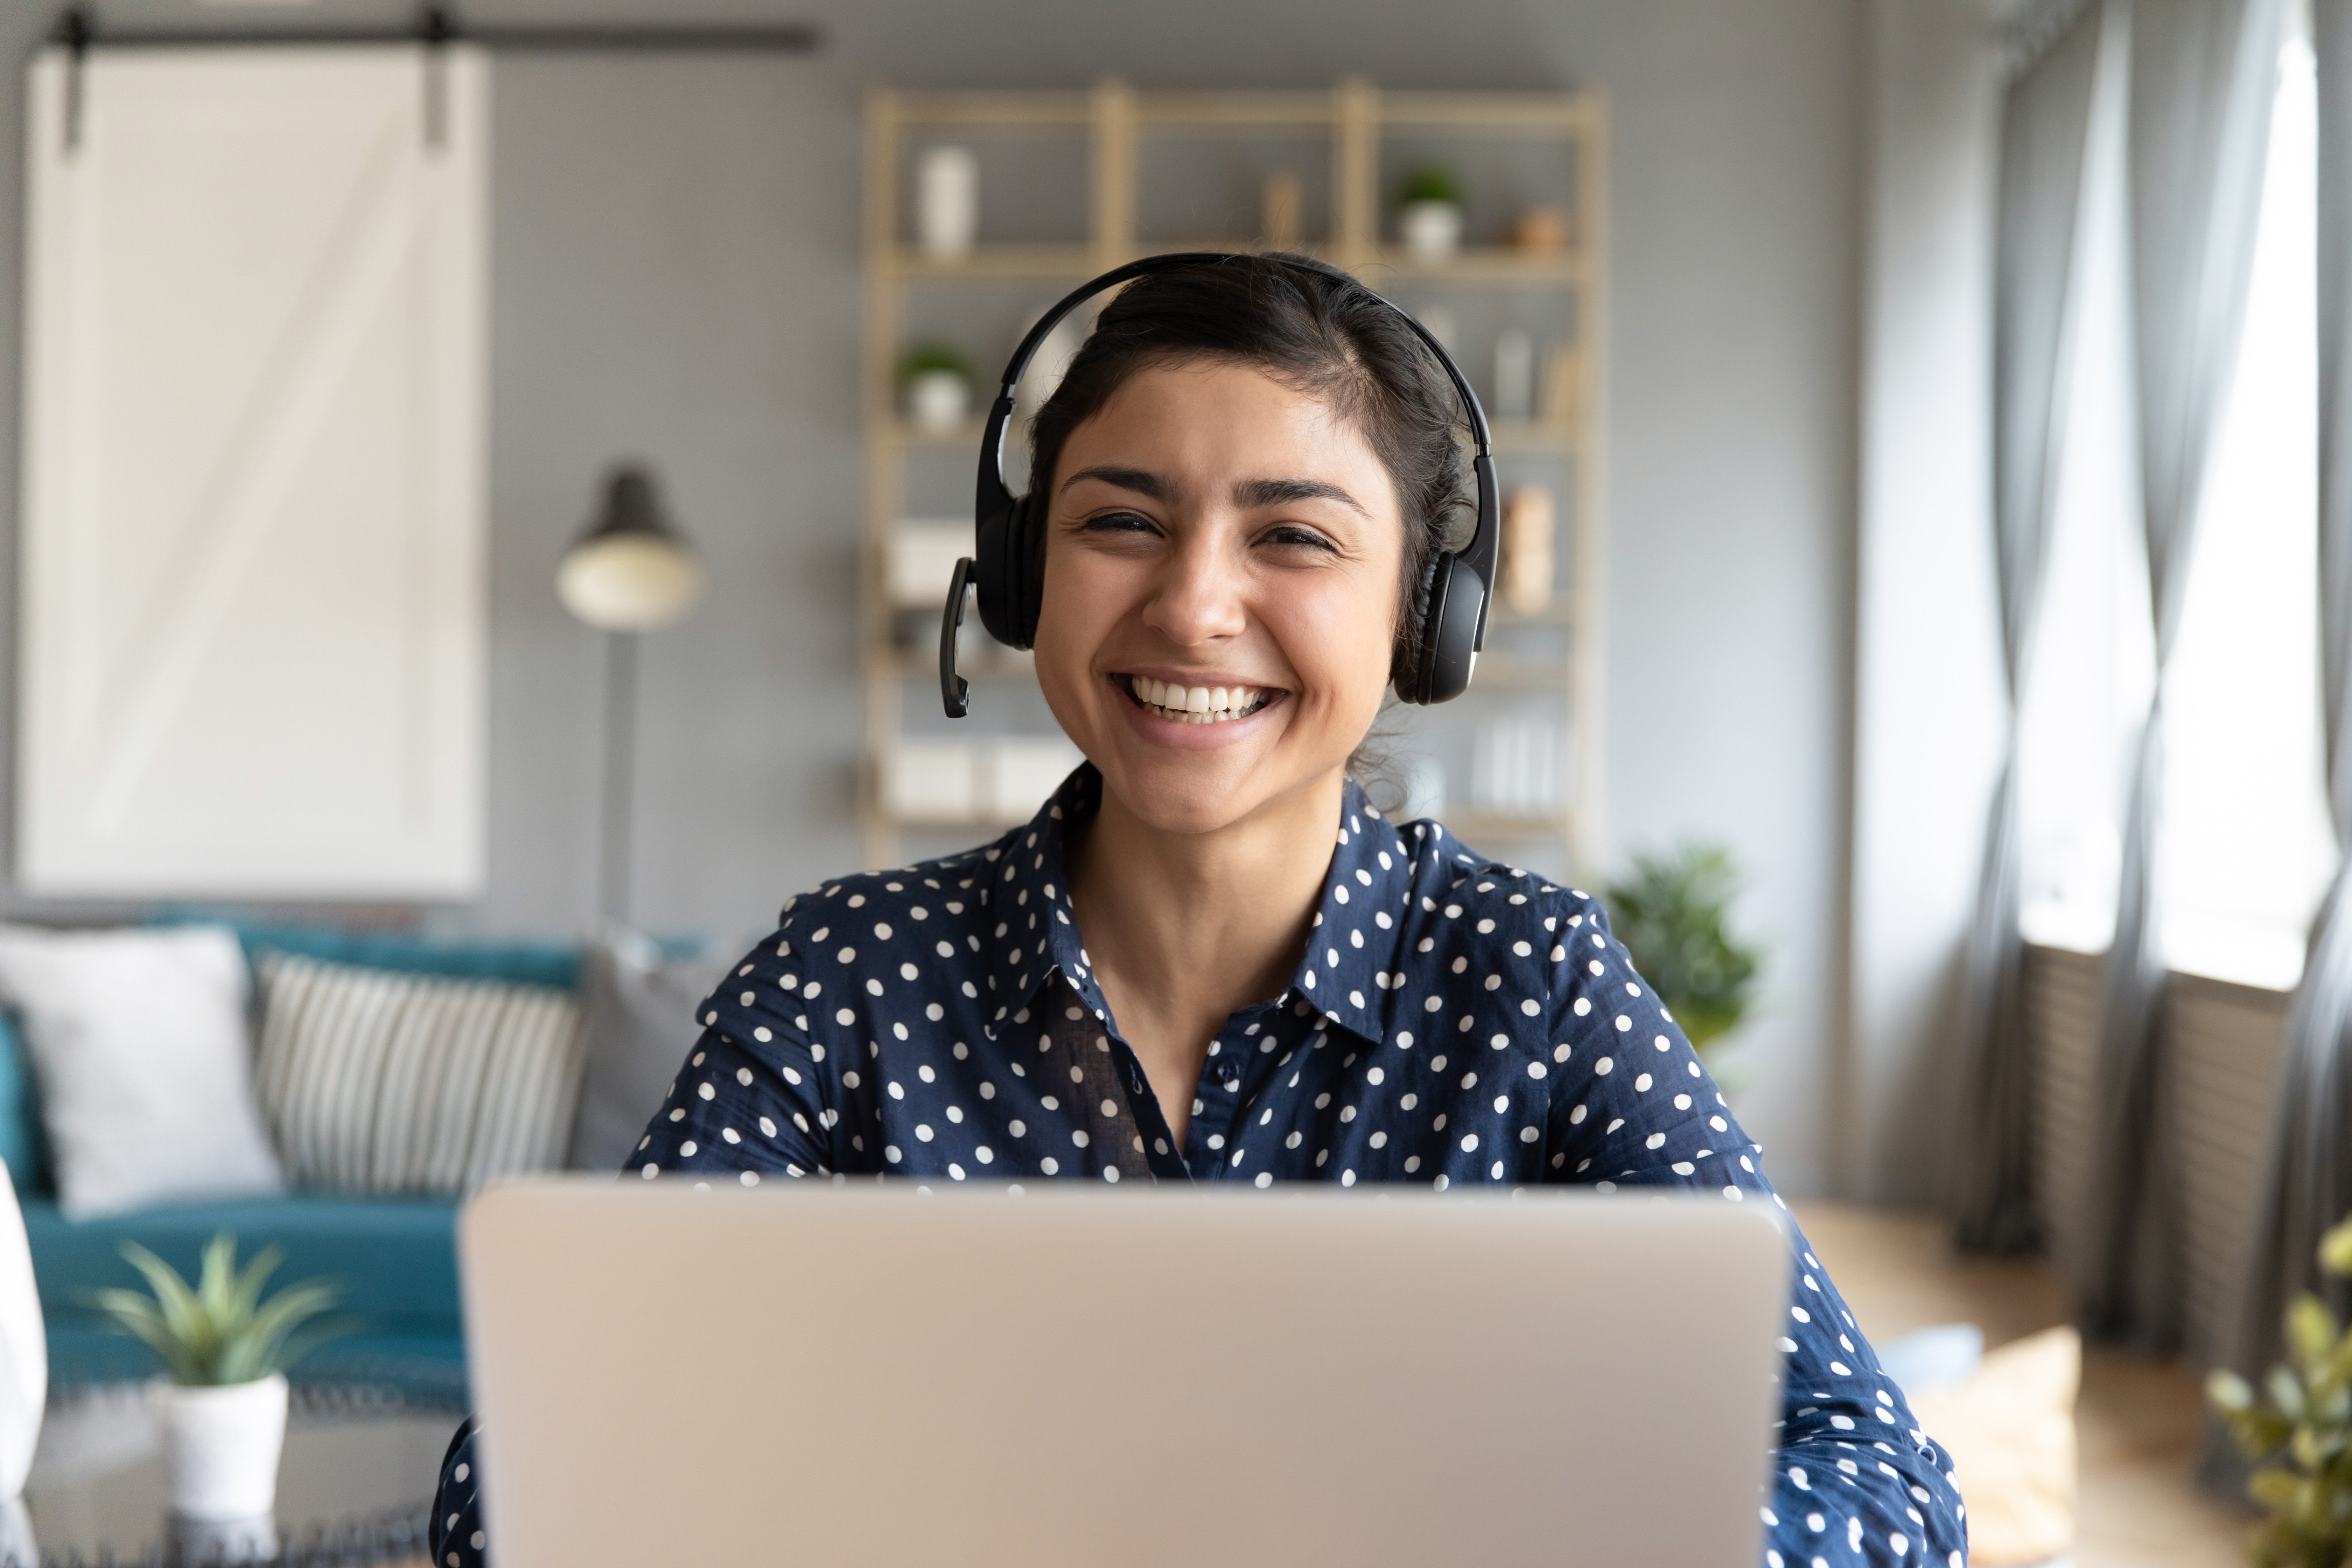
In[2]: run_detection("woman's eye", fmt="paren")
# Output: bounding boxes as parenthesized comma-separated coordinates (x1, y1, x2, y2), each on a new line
(1080, 510, 1158, 535)
(1262, 526, 1337, 554)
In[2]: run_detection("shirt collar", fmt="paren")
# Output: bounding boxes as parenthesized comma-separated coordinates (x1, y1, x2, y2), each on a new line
(978, 765, 1418, 1049)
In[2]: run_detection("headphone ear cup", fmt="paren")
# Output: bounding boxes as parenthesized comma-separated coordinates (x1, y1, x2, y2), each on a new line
(1014, 491, 1047, 649)
(1415, 554, 1486, 705)
(1396, 552, 1447, 704)
(973, 487, 1016, 648)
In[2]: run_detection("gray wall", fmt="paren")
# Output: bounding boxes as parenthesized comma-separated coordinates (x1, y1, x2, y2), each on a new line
(0, 0, 1881, 1196)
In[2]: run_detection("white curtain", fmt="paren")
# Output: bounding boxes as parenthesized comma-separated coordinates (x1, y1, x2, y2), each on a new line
(2080, 0, 2286, 1347)
(2230, 0, 2352, 1385)
(1952, 2, 2102, 1254)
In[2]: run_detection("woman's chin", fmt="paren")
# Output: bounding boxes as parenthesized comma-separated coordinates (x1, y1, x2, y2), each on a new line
(1103, 766, 1274, 836)
(1093, 733, 1336, 838)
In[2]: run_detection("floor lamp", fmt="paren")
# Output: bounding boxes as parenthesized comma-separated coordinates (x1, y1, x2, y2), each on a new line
(556, 464, 704, 928)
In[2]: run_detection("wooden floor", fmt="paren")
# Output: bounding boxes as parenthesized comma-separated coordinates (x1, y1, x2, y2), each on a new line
(1793, 1204, 2255, 1568)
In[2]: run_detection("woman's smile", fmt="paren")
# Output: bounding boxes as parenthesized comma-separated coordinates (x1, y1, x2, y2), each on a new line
(1119, 672, 1280, 723)
(1109, 671, 1290, 747)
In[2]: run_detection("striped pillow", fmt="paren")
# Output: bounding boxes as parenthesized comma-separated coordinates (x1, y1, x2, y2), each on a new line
(253, 952, 588, 1194)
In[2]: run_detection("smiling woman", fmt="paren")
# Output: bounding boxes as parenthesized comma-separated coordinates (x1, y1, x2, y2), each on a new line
(429, 256, 1968, 1568)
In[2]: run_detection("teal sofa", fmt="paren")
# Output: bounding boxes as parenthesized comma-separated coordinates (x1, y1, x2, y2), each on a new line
(8, 921, 586, 1409)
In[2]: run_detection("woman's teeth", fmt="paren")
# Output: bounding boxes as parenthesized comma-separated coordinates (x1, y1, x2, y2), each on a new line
(1129, 675, 1270, 724)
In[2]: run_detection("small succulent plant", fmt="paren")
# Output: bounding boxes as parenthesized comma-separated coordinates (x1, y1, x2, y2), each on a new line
(1397, 164, 1465, 208)
(897, 340, 977, 388)
(92, 1233, 348, 1387)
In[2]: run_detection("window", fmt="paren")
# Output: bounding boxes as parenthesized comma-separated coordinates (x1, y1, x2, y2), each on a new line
(2019, 13, 2336, 990)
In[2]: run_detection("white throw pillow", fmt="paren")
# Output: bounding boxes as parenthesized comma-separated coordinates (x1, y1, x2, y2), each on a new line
(0, 926, 284, 1219)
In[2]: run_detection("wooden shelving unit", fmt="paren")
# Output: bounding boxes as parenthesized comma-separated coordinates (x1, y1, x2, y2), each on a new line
(861, 78, 1608, 875)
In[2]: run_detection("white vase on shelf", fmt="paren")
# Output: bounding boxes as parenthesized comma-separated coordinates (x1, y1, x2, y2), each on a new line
(1400, 200, 1463, 264)
(906, 370, 972, 436)
(915, 146, 979, 260)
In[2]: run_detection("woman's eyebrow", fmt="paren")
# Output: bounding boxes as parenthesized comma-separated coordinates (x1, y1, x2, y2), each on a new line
(1233, 476, 1368, 516)
(1060, 465, 1171, 501)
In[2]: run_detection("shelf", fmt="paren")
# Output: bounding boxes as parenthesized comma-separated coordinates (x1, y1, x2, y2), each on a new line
(1486, 601, 1576, 630)
(891, 245, 1098, 281)
(863, 78, 1605, 876)
(1466, 650, 1570, 689)
(887, 419, 1571, 456)
(1365, 246, 1584, 284)
(892, 649, 1036, 684)
(884, 243, 1580, 287)
(883, 417, 991, 450)
(1490, 420, 1577, 455)
(905, 650, 1560, 690)
(1435, 810, 1576, 844)
(1136, 91, 1336, 128)
(1378, 92, 1594, 132)
(888, 91, 1091, 128)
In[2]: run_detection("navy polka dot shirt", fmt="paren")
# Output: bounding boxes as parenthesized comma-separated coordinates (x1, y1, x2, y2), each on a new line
(434, 766, 1968, 1568)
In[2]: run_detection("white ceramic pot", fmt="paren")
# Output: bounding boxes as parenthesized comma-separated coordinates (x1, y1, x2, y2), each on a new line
(907, 370, 972, 436)
(1400, 200, 1464, 264)
(915, 145, 979, 259)
(158, 1373, 287, 1523)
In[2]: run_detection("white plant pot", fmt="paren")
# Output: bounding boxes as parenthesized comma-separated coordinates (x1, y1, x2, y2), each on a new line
(1400, 200, 1464, 264)
(907, 370, 972, 436)
(157, 1373, 287, 1524)
(915, 145, 979, 259)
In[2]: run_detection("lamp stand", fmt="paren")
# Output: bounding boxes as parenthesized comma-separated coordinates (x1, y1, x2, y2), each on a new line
(598, 629, 638, 928)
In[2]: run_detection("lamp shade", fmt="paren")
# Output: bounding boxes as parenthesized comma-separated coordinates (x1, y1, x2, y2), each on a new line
(557, 466, 704, 632)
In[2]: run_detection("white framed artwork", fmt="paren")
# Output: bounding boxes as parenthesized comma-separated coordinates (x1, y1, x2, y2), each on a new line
(16, 44, 490, 898)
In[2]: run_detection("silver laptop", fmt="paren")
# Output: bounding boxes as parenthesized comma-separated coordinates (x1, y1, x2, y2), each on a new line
(461, 1181, 1788, 1567)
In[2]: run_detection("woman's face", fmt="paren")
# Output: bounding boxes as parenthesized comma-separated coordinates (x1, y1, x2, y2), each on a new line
(1032, 358, 1404, 836)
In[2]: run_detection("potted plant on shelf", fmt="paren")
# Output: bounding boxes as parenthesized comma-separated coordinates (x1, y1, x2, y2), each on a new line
(899, 340, 978, 437)
(1603, 843, 1764, 1076)
(93, 1234, 346, 1548)
(1397, 164, 1467, 264)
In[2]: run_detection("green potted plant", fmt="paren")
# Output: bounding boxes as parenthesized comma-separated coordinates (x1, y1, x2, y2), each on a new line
(1602, 843, 1763, 1066)
(1397, 163, 1466, 263)
(899, 340, 978, 436)
(2209, 1213, 2352, 1564)
(93, 1234, 346, 1540)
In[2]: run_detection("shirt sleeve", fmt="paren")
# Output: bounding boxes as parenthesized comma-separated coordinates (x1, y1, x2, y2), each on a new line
(622, 1023, 836, 1183)
(1541, 903, 1969, 1568)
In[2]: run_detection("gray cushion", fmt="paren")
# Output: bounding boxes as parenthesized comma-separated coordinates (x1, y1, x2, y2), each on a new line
(569, 930, 728, 1172)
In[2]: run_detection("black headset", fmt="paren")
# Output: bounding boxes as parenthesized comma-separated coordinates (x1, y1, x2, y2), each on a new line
(940, 251, 1499, 718)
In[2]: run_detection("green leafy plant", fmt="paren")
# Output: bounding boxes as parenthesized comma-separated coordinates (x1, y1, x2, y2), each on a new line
(92, 1233, 348, 1387)
(1396, 163, 1465, 208)
(1602, 843, 1763, 1060)
(2210, 1214, 2352, 1565)
(897, 339, 976, 388)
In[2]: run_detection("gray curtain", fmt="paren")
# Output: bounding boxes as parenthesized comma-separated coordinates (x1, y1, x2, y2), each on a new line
(1952, 4, 2102, 1255)
(2081, 0, 2285, 1348)
(2229, 0, 2352, 1385)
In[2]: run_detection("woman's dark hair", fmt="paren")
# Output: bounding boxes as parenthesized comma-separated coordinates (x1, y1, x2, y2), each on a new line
(1027, 253, 1472, 687)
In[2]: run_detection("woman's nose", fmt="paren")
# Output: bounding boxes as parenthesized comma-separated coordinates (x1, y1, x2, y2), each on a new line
(1141, 527, 1248, 646)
